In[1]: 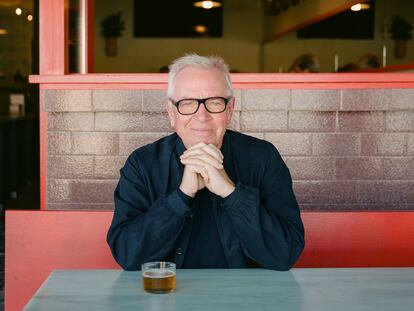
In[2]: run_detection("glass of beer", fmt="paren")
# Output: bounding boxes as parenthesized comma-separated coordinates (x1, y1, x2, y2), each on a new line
(142, 262, 176, 294)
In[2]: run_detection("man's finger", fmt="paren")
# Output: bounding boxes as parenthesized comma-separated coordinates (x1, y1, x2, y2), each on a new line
(186, 142, 207, 151)
(181, 155, 223, 170)
(181, 148, 223, 164)
(182, 144, 223, 162)
(188, 165, 209, 183)
(201, 144, 224, 161)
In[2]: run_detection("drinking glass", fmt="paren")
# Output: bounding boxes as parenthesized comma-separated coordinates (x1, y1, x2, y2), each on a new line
(141, 262, 176, 294)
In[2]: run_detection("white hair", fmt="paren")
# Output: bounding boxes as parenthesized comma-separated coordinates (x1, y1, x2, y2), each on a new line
(167, 53, 233, 98)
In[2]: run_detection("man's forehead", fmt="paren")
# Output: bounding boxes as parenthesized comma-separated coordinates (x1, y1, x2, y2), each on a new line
(172, 67, 227, 97)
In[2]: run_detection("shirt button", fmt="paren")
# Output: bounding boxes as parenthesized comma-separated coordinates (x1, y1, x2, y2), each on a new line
(176, 248, 183, 255)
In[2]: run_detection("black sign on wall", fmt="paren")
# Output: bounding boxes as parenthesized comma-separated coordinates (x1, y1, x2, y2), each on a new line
(134, 0, 223, 38)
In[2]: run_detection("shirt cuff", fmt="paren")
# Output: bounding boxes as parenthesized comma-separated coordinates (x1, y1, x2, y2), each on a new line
(166, 189, 192, 217)
(177, 188, 194, 207)
(221, 182, 247, 209)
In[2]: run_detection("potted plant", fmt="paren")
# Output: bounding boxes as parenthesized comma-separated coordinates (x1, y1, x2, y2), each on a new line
(389, 15, 412, 58)
(101, 12, 125, 57)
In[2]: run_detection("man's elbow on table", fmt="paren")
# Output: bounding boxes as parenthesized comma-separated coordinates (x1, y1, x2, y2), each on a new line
(267, 240, 305, 271)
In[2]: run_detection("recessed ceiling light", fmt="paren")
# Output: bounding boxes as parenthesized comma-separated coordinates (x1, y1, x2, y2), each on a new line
(27, 14, 33, 21)
(15, 7, 22, 15)
(193, 1, 222, 10)
(351, 3, 370, 11)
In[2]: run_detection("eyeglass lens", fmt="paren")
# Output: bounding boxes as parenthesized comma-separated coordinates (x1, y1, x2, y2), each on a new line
(178, 97, 227, 114)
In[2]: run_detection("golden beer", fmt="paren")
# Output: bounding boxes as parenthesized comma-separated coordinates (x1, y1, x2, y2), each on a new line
(142, 270, 176, 293)
(141, 262, 176, 294)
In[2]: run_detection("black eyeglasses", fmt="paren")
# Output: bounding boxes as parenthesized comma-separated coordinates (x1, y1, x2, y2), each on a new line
(169, 96, 232, 115)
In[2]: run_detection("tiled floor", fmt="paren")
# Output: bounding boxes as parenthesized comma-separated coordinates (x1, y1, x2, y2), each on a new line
(0, 183, 39, 311)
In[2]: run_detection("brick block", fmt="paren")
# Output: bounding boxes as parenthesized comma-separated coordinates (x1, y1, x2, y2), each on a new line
(356, 181, 414, 204)
(233, 88, 242, 111)
(313, 133, 360, 156)
(297, 204, 352, 211)
(48, 203, 114, 210)
(384, 157, 414, 180)
(142, 112, 171, 131)
(409, 134, 414, 155)
(291, 89, 340, 111)
(119, 132, 167, 155)
(48, 155, 94, 178)
(361, 133, 406, 156)
(48, 112, 94, 131)
(242, 89, 290, 110)
(143, 90, 167, 112)
(293, 181, 357, 204)
(335, 157, 384, 180)
(94, 156, 128, 179)
(389, 89, 414, 110)
(386, 111, 414, 132)
(47, 131, 72, 155)
(265, 133, 312, 156)
(338, 111, 384, 132)
(93, 90, 143, 111)
(44, 90, 92, 112)
(241, 132, 264, 140)
(241, 111, 287, 132)
(95, 112, 143, 131)
(47, 180, 118, 205)
(285, 157, 335, 180)
(289, 111, 336, 132)
(73, 132, 119, 155)
(69, 180, 118, 203)
(405, 204, 414, 210)
(228, 111, 240, 131)
(342, 89, 391, 111)
(47, 179, 70, 203)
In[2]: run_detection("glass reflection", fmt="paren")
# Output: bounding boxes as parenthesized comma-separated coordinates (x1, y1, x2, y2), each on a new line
(89, 0, 414, 73)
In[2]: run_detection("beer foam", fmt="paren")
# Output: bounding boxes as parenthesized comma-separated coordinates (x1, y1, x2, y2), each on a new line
(143, 269, 175, 278)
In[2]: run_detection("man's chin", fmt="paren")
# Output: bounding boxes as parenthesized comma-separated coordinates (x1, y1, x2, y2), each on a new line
(193, 138, 213, 145)
(189, 138, 223, 149)
(181, 131, 224, 148)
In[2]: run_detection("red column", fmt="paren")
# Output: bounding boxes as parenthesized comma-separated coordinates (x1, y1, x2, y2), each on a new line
(39, 0, 68, 74)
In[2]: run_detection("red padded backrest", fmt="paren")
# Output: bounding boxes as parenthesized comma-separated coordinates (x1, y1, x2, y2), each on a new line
(5, 211, 414, 311)
(5, 211, 120, 311)
(294, 211, 414, 268)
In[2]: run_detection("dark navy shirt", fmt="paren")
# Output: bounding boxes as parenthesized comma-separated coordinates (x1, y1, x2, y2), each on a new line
(181, 188, 228, 268)
(107, 130, 305, 271)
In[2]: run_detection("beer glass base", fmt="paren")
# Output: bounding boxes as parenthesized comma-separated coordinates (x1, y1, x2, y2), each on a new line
(144, 289, 175, 294)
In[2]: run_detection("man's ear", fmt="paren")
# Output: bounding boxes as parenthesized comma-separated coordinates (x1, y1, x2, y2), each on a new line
(226, 97, 235, 124)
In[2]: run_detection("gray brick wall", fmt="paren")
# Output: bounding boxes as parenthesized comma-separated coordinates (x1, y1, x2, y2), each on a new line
(44, 88, 414, 211)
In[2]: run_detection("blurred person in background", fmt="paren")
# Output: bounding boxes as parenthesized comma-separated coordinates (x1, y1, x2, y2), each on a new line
(358, 53, 381, 70)
(288, 53, 320, 73)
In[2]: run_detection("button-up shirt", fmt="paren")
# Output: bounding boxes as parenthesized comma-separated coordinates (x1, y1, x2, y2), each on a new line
(107, 130, 305, 270)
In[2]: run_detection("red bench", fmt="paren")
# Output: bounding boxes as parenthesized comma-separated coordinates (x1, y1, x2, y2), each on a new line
(5, 210, 414, 311)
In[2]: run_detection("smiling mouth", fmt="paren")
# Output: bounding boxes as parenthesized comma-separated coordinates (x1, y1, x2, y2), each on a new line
(192, 129, 214, 135)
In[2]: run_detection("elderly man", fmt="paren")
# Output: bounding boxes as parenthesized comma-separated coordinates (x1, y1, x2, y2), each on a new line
(107, 54, 304, 270)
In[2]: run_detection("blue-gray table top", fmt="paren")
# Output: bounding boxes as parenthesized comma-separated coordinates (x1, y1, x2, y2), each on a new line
(24, 268, 414, 311)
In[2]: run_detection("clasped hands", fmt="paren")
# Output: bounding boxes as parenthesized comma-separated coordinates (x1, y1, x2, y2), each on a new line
(179, 142, 235, 198)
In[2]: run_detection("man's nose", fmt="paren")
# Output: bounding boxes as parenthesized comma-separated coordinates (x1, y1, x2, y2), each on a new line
(194, 103, 211, 120)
